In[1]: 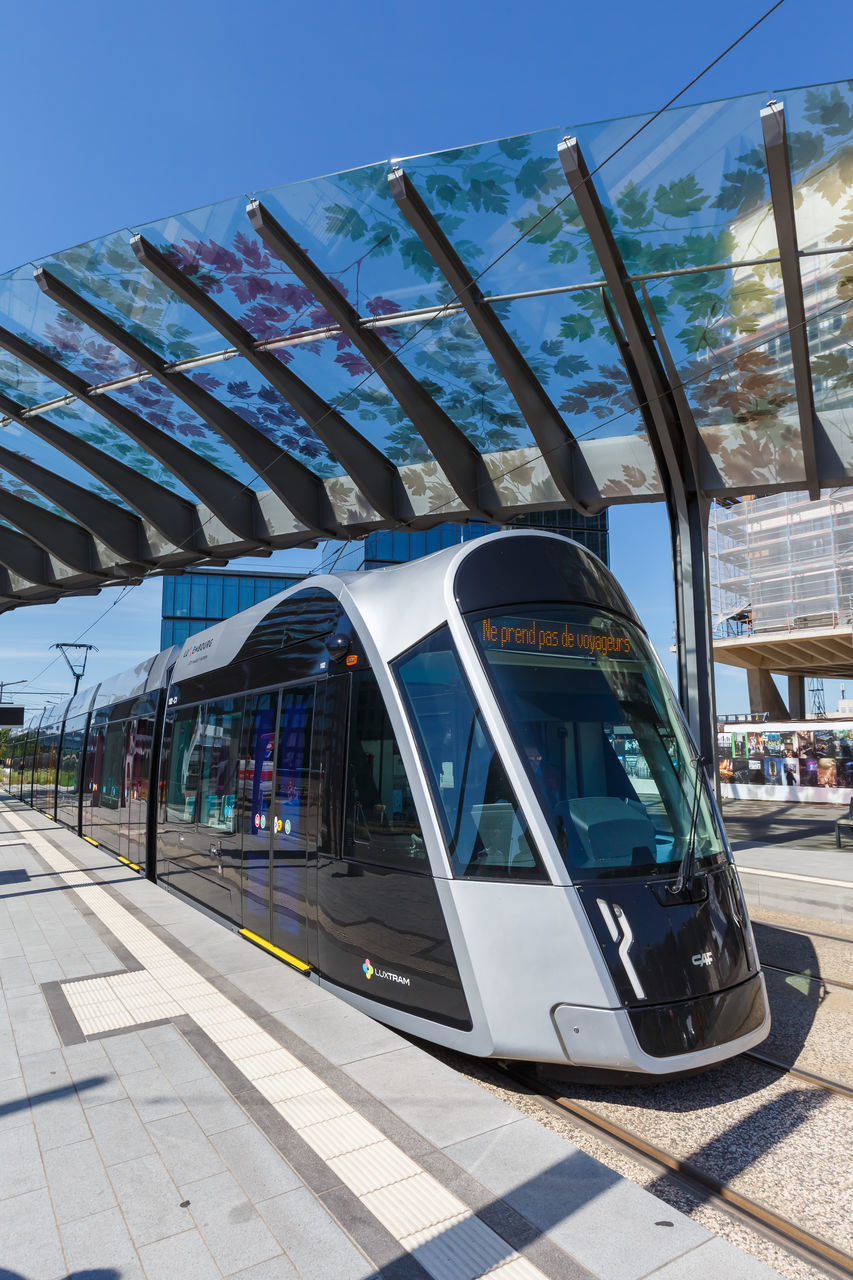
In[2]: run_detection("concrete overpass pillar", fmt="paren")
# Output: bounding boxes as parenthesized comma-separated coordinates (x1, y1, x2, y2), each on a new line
(787, 674, 806, 719)
(747, 668, 790, 719)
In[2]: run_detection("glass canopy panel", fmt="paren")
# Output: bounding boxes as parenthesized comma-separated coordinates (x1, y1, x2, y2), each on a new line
(0, 425, 135, 511)
(500, 294, 643, 441)
(0, 263, 139, 386)
(21, 398, 202, 503)
(385, 308, 531, 453)
(573, 91, 777, 281)
(0, 344, 70, 410)
(691, 329, 806, 489)
(42, 233, 228, 366)
(264, 330, 438, 467)
(785, 82, 853, 252)
(0, 470, 67, 519)
(107, 379, 271, 490)
(183, 355, 341, 476)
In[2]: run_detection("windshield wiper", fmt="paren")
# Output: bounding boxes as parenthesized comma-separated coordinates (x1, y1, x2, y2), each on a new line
(672, 754, 707, 894)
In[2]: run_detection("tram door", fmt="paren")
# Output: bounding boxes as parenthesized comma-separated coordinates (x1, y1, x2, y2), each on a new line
(242, 685, 318, 969)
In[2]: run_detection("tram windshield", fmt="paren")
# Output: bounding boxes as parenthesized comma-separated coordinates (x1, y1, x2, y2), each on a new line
(468, 606, 726, 881)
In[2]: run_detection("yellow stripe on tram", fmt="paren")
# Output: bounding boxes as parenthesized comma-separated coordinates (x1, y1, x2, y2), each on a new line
(238, 929, 312, 973)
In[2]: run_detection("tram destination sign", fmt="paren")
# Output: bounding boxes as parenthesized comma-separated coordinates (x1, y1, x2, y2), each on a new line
(478, 616, 633, 658)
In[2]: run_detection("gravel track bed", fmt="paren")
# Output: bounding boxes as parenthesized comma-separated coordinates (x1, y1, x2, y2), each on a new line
(751, 907, 853, 988)
(760, 968, 853, 1088)
(447, 1052, 843, 1280)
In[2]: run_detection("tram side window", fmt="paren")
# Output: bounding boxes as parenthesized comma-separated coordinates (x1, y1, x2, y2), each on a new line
(165, 705, 203, 824)
(99, 723, 127, 811)
(344, 668, 427, 872)
(395, 628, 547, 882)
(198, 698, 242, 833)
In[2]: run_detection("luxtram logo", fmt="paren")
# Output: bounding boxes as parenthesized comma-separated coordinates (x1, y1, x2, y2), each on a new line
(361, 958, 410, 987)
(183, 638, 214, 660)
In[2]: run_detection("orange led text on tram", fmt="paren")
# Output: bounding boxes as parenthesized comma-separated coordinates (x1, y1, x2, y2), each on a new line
(480, 618, 631, 657)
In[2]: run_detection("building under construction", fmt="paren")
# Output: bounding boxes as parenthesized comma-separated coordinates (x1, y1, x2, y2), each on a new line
(710, 489, 853, 718)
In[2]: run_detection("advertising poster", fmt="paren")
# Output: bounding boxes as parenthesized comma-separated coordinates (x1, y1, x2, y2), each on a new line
(817, 757, 837, 787)
(748, 758, 765, 783)
(815, 730, 837, 758)
(763, 757, 783, 785)
(799, 757, 819, 786)
(782, 758, 800, 786)
(747, 733, 765, 757)
(731, 757, 750, 783)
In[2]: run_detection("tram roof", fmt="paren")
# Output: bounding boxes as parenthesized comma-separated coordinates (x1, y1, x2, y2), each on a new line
(1, 79, 852, 613)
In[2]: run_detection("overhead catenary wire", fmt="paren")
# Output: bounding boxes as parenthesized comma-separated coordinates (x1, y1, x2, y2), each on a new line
(9, 0, 791, 699)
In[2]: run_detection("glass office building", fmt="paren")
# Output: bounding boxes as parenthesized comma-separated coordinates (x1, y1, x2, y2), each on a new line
(161, 510, 607, 651)
(160, 569, 306, 650)
(361, 510, 609, 571)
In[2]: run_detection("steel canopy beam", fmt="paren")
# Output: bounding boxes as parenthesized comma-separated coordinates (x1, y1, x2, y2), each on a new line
(0, 441, 148, 565)
(0, 324, 261, 543)
(247, 199, 497, 517)
(388, 166, 600, 515)
(35, 269, 337, 536)
(0, 489, 115, 577)
(761, 100, 821, 502)
(0, 392, 200, 554)
(130, 235, 405, 523)
(558, 135, 717, 763)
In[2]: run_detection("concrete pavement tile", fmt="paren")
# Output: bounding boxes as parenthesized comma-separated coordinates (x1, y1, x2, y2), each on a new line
(259, 1187, 377, 1280)
(43, 1136, 117, 1223)
(211, 1123, 302, 1202)
(0, 1186, 65, 1279)
(231, 1256, 301, 1279)
(343, 1045, 517, 1148)
(6, 991, 60, 1053)
(648, 1237, 786, 1279)
(273, 995, 402, 1066)
(30, 1078, 92, 1151)
(0, 1073, 32, 1132)
(0, 1119, 45, 1197)
(107, 1151, 188, 1247)
(179, 1169, 281, 1275)
(87, 1098, 156, 1166)
(139, 1226, 222, 1280)
(121, 1064, 187, 1122)
(445, 1119, 712, 1280)
(101, 1028, 158, 1076)
(145, 1028, 209, 1085)
(175, 1071, 249, 1135)
(147, 1110, 226, 1185)
(60, 1204, 139, 1274)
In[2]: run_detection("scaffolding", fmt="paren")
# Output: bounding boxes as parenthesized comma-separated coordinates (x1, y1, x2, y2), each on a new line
(708, 491, 853, 639)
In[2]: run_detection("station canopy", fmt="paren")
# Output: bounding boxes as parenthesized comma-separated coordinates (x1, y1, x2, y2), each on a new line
(0, 78, 852, 611)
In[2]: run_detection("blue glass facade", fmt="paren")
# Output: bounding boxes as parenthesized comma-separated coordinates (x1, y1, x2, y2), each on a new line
(362, 510, 608, 571)
(160, 570, 306, 650)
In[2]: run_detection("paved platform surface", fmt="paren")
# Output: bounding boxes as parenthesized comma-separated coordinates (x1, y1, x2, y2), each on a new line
(0, 795, 786, 1280)
(722, 799, 853, 924)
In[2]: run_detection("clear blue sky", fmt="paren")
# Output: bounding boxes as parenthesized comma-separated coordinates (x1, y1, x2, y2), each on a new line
(1, 0, 849, 713)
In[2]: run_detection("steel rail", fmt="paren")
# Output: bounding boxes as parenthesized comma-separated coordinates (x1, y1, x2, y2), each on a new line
(743, 1049, 853, 1100)
(760, 961, 853, 993)
(505, 1065, 853, 1279)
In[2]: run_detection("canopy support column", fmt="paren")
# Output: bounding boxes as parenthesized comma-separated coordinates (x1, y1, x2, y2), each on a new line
(559, 135, 717, 763)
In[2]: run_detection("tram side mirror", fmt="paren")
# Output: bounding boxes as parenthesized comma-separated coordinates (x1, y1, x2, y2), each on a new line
(327, 633, 351, 662)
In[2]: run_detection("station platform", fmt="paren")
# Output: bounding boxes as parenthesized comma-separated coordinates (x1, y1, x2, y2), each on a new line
(0, 795, 789, 1280)
(723, 799, 853, 925)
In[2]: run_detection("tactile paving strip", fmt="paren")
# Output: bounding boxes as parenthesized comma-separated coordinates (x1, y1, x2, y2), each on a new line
(6, 811, 549, 1280)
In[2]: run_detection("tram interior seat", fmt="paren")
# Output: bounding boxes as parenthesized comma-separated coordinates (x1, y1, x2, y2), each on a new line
(557, 796, 656, 867)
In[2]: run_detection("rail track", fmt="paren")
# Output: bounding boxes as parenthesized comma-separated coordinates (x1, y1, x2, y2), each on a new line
(502, 1063, 853, 1280)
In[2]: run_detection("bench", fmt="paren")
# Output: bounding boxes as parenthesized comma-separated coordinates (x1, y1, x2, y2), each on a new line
(835, 799, 853, 847)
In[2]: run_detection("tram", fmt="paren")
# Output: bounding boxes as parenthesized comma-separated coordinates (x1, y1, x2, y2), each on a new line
(4, 531, 769, 1074)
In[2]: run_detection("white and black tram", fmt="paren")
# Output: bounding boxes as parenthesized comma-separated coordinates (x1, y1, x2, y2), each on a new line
(5, 531, 769, 1075)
